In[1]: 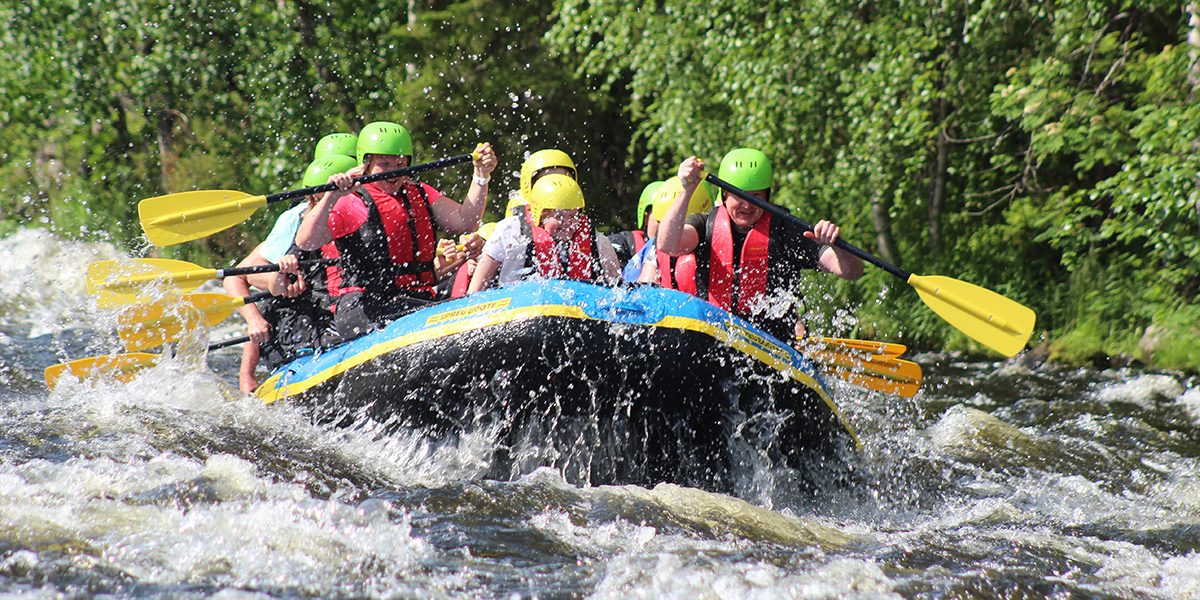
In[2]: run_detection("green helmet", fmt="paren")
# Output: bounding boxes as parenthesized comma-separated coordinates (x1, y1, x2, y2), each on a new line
(314, 133, 358, 160)
(302, 154, 359, 188)
(636, 181, 664, 230)
(718, 148, 772, 192)
(356, 121, 413, 164)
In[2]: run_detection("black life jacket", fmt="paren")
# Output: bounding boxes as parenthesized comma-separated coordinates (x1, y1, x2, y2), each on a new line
(257, 243, 334, 368)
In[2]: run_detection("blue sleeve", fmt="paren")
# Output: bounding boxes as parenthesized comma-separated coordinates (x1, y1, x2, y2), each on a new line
(622, 237, 656, 283)
(258, 205, 305, 263)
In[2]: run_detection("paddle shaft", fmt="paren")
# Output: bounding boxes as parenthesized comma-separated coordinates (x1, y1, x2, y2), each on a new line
(207, 335, 250, 351)
(241, 291, 274, 305)
(264, 153, 474, 205)
(216, 258, 337, 279)
(705, 174, 910, 280)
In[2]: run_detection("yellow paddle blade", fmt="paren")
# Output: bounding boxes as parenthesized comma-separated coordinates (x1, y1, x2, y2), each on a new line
(88, 259, 219, 307)
(44, 353, 160, 390)
(811, 337, 906, 357)
(811, 349, 923, 398)
(908, 274, 1036, 357)
(116, 293, 246, 351)
(138, 190, 267, 247)
(824, 365, 922, 398)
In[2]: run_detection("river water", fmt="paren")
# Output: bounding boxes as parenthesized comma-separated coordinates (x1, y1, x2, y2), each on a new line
(2, 228, 1199, 598)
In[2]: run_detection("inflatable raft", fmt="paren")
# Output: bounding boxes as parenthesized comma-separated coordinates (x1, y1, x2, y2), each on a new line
(255, 280, 857, 491)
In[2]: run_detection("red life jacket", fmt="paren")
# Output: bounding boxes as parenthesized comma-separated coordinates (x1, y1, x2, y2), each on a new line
(632, 230, 646, 253)
(655, 250, 698, 295)
(707, 205, 771, 315)
(449, 261, 473, 298)
(321, 243, 352, 297)
(530, 214, 601, 281)
(335, 184, 438, 298)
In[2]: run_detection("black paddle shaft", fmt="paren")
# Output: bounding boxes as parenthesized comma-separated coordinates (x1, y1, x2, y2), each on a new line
(704, 173, 911, 280)
(265, 154, 474, 205)
(216, 258, 338, 278)
(243, 291, 275, 305)
(207, 335, 250, 351)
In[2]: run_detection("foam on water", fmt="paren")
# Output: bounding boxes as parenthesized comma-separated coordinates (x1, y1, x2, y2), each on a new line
(0, 450, 432, 596)
(0, 356, 508, 595)
(0, 229, 121, 337)
(592, 552, 899, 599)
(1177, 386, 1200, 425)
(1095, 373, 1184, 408)
(3, 230, 1200, 597)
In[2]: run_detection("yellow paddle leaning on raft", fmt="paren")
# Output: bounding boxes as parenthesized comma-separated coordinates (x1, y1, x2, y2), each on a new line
(43, 335, 250, 390)
(113, 292, 272, 352)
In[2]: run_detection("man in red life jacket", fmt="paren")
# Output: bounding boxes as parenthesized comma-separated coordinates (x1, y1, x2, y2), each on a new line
(655, 149, 864, 341)
(295, 121, 497, 340)
(467, 173, 621, 292)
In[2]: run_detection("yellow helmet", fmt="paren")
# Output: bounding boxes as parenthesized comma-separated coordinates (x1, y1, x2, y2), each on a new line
(528, 174, 585, 226)
(477, 221, 498, 241)
(504, 190, 528, 217)
(650, 177, 713, 222)
(520, 149, 577, 201)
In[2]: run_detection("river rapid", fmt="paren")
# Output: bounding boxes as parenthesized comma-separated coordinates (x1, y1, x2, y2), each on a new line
(2, 228, 1199, 599)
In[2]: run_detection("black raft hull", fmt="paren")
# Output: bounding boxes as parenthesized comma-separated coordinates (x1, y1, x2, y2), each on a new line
(256, 281, 858, 492)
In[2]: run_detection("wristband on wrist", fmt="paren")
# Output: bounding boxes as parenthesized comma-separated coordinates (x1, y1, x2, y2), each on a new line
(473, 174, 490, 186)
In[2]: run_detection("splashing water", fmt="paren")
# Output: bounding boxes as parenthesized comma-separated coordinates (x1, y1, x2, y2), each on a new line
(2, 230, 1199, 597)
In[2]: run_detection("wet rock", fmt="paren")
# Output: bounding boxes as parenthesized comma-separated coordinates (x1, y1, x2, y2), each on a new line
(1139, 324, 1166, 359)
(1017, 340, 1050, 369)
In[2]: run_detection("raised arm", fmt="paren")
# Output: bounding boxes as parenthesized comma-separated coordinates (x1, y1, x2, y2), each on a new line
(655, 157, 703, 256)
(808, 220, 865, 280)
(430, 143, 497, 234)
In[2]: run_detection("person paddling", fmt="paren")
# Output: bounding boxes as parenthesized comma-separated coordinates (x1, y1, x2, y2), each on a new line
(655, 149, 864, 341)
(467, 170, 621, 292)
(295, 121, 496, 340)
(223, 152, 357, 392)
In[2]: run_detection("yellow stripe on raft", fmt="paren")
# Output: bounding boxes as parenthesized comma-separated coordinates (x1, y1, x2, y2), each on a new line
(255, 304, 860, 448)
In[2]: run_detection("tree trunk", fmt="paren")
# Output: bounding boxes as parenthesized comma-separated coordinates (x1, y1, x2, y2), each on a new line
(929, 99, 948, 255)
(294, 0, 361, 130)
(871, 192, 900, 266)
(406, 0, 419, 79)
(1189, 2, 1200, 228)
(156, 109, 174, 194)
(1189, 2, 1200, 91)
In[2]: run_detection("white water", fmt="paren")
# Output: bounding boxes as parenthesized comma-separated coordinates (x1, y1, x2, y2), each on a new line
(2, 230, 1200, 598)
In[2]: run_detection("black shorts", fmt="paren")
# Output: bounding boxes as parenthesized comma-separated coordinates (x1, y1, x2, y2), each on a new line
(259, 295, 335, 369)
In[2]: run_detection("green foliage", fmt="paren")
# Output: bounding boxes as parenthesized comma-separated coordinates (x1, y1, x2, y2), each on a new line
(549, 0, 1198, 368)
(0, 0, 632, 258)
(1, 1, 1196, 369)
